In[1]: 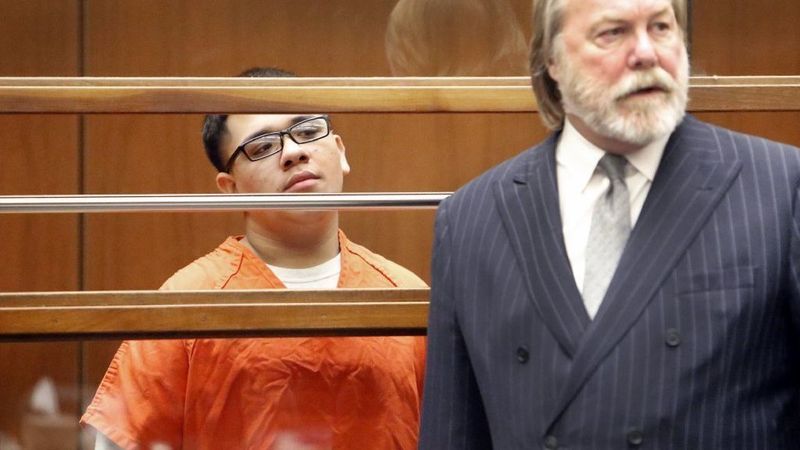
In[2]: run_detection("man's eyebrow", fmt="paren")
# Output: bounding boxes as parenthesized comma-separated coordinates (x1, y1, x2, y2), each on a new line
(589, 17, 625, 34)
(241, 115, 316, 142)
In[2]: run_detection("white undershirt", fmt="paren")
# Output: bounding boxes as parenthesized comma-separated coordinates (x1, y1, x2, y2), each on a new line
(267, 253, 341, 289)
(556, 119, 668, 297)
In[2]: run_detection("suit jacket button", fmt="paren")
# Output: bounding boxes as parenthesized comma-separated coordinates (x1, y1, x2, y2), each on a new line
(665, 328, 681, 347)
(543, 435, 558, 449)
(627, 429, 644, 446)
(516, 346, 529, 363)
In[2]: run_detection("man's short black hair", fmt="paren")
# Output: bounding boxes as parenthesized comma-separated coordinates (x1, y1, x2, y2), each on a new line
(202, 67, 297, 172)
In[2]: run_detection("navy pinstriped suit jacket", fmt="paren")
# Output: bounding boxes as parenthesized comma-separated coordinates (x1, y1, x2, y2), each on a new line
(419, 116, 800, 449)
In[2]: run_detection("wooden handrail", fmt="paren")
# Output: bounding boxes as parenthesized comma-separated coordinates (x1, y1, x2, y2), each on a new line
(2, 75, 798, 342)
(0, 76, 797, 113)
(0, 289, 429, 342)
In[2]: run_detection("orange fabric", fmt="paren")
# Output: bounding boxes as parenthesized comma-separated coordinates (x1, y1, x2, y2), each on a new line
(81, 231, 427, 450)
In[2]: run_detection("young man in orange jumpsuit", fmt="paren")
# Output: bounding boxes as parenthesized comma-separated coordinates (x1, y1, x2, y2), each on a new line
(82, 68, 426, 450)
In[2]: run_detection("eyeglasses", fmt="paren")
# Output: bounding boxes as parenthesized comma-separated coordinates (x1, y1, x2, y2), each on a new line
(223, 115, 331, 173)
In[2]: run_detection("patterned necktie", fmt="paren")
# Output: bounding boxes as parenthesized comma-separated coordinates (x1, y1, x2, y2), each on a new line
(582, 153, 631, 319)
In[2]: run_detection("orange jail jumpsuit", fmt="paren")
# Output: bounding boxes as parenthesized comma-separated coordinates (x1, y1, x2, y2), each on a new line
(81, 231, 427, 450)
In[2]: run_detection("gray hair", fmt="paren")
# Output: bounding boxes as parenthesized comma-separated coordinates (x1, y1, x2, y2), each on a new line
(529, 0, 688, 129)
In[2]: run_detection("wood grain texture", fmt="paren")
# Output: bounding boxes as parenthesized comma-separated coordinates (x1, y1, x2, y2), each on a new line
(691, 0, 800, 76)
(690, 0, 800, 148)
(0, 77, 798, 113)
(0, 0, 81, 445)
(0, 289, 429, 340)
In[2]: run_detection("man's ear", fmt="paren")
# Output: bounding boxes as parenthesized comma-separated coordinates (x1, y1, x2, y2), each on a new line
(547, 56, 561, 84)
(334, 135, 350, 175)
(216, 172, 237, 193)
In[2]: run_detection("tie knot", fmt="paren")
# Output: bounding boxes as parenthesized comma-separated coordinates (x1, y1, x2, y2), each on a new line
(598, 153, 627, 182)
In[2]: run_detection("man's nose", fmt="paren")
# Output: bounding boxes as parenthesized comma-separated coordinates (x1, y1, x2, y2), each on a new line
(628, 30, 657, 69)
(279, 135, 310, 169)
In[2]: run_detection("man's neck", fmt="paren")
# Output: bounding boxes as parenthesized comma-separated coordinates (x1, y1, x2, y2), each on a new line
(242, 210, 340, 269)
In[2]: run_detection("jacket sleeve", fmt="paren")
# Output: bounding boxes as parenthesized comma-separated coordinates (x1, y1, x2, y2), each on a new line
(419, 199, 492, 449)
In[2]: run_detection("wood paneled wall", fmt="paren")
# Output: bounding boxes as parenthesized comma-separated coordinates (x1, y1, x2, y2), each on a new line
(0, 1, 81, 447)
(691, 0, 800, 150)
(0, 0, 798, 447)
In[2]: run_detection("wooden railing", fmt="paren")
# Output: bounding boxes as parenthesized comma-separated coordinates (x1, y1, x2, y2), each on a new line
(0, 76, 797, 113)
(0, 289, 429, 341)
(1, 75, 798, 342)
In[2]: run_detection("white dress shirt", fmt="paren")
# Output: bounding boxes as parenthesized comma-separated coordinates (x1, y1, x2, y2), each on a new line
(556, 119, 668, 311)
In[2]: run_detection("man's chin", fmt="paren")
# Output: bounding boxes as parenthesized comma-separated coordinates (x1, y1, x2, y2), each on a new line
(251, 208, 335, 223)
(579, 113, 678, 150)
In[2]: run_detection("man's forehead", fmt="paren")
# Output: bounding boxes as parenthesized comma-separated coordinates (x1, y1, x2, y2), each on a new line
(228, 113, 317, 131)
(225, 113, 321, 141)
(563, 0, 674, 22)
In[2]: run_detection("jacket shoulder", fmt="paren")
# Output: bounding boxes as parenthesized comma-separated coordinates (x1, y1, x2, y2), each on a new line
(684, 116, 800, 165)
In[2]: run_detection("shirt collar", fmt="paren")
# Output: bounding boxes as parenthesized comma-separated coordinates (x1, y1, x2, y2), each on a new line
(555, 118, 668, 190)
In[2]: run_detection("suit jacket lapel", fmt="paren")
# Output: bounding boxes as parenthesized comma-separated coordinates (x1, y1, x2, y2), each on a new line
(493, 134, 590, 358)
(548, 116, 744, 427)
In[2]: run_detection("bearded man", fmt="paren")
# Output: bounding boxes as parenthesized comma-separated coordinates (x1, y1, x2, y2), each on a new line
(419, 0, 800, 448)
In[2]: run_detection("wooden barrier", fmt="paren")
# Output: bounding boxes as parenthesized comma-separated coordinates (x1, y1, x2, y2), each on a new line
(1, 75, 798, 342)
(0, 289, 429, 341)
(0, 76, 797, 113)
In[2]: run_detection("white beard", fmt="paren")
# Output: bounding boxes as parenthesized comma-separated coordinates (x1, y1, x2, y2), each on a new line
(556, 45, 690, 146)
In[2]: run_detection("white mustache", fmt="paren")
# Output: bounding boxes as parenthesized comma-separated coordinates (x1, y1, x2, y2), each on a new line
(614, 69, 676, 100)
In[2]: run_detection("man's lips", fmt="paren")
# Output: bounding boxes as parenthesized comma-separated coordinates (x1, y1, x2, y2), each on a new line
(621, 85, 669, 99)
(283, 171, 320, 192)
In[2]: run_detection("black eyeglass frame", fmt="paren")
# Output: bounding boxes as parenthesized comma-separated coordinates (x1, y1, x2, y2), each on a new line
(223, 115, 332, 173)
